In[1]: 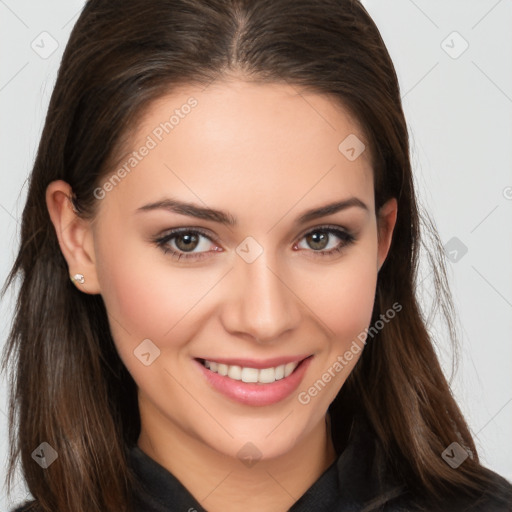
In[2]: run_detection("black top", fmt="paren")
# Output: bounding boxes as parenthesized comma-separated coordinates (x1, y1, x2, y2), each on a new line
(11, 416, 512, 511)
(128, 442, 340, 512)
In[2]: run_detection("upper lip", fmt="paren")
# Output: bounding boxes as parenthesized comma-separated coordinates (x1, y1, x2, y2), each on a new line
(196, 354, 312, 369)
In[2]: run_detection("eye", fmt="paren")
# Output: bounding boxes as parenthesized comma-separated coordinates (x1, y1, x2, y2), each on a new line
(153, 225, 355, 262)
(154, 228, 221, 261)
(294, 226, 355, 256)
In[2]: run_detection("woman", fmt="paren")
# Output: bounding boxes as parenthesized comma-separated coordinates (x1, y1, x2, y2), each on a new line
(3, 0, 512, 511)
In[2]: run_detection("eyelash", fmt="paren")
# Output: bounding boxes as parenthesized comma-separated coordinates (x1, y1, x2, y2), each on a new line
(154, 225, 356, 261)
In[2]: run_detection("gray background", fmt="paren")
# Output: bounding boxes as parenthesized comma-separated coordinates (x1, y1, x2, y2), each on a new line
(1, 0, 511, 508)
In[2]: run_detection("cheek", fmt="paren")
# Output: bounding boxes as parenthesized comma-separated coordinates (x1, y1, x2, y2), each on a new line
(294, 255, 377, 417)
(306, 238, 379, 344)
(315, 270, 375, 328)
(296, 243, 378, 409)
(93, 234, 221, 395)
(93, 224, 219, 349)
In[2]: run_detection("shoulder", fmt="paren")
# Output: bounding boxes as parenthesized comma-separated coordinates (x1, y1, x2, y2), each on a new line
(332, 415, 512, 512)
(465, 471, 512, 512)
(385, 470, 512, 512)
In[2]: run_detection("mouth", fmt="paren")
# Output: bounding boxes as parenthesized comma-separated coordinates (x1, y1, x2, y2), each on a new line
(193, 355, 314, 406)
(199, 359, 303, 384)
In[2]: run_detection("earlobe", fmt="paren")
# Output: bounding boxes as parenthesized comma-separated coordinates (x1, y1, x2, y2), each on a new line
(46, 180, 101, 294)
(376, 198, 398, 272)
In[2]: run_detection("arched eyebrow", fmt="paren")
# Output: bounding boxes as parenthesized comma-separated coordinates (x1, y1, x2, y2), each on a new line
(296, 197, 368, 224)
(136, 196, 368, 226)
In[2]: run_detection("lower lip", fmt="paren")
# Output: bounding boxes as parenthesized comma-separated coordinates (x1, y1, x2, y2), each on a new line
(194, 356, 313, 407)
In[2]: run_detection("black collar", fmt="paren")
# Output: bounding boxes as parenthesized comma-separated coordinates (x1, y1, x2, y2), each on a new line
(128, 445, 340, 511)
(126, 415, 406, 511)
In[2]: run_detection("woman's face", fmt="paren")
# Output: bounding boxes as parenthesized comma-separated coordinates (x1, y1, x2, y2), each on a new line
(87, 80, 396, 459)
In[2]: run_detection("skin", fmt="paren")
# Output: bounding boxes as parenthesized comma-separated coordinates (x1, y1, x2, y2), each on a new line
(47, 79, 397, 512)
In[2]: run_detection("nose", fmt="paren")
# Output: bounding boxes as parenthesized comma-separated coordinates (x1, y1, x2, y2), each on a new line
(220, 250, 301, 344)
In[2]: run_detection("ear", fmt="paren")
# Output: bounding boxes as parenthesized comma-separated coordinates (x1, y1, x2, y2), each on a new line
(46, 180, 101, 294)
(376, 198, 398, 272)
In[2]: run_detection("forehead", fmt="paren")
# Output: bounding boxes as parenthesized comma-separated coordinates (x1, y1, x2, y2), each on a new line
(100, 80, 375, 219)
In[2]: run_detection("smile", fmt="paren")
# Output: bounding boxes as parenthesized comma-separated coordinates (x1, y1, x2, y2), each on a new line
(200, 359, 300, 384)
(194, 355, 314, 406)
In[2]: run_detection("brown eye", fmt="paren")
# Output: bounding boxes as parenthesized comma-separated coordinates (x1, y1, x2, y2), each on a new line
(295, 226, 355, 256)
(305, 231, 330, 250)
(155, 228, 221, 261)
(174, 233, 200, 252)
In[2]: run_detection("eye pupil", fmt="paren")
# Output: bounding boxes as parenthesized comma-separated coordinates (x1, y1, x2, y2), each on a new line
(307, 231, 328, 250)
(175, 233, 199, 252)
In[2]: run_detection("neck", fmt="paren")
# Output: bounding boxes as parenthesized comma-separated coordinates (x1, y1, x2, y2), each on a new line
(137, 412, 337, 512)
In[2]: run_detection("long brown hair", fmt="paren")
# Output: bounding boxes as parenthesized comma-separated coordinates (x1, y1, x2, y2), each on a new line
(2, 1, 507, 511)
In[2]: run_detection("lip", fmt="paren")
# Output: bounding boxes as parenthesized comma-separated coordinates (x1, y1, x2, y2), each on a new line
(193, 355, 313, 407)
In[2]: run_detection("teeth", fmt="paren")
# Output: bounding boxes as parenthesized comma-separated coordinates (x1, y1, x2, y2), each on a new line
(241, 367, 259, 383)
(228, 365, 242, 380)
(258, 367, 276, 384)
(217, 363, 228, 376)
(284, 362, 297, 377)
(202, 359, 300, 384)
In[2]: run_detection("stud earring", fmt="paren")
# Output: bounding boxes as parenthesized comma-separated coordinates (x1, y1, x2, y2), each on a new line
(71, 273, 85, 285)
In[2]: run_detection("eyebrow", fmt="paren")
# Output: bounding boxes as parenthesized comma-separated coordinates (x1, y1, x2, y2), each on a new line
(136, 196, 368, 226)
